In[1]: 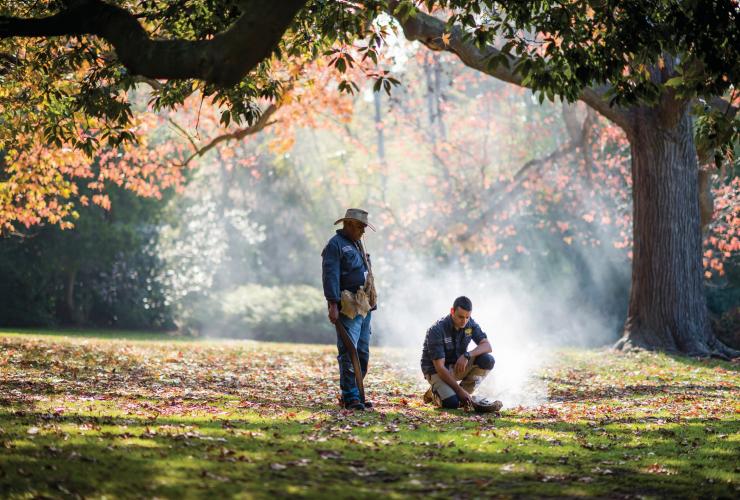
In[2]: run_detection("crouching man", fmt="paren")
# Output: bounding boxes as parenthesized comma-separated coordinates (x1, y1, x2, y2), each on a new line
(421, 296, 501, 411)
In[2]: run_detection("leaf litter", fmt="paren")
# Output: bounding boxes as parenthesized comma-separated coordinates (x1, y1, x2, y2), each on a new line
(0, 333, 737, 497)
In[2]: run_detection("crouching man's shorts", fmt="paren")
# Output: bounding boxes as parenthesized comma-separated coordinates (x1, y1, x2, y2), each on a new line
(425, 354, 495, 401)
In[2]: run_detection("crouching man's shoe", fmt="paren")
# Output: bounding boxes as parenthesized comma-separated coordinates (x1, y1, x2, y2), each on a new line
(470, 396, 503, 413)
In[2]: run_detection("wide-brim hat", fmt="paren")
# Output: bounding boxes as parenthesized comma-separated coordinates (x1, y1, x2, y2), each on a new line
(334, 208, 376, 231)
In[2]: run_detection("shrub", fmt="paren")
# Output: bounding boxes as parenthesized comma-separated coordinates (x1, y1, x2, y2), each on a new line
(180, 284, 334, 343)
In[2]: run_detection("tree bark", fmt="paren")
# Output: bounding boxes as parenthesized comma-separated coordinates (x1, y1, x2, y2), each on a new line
(616, 101, 737, 357)
(422, 52, 440, 169)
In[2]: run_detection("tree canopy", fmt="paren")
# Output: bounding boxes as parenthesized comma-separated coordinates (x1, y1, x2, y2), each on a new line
(0, 1, 738, 355)
(0, 0, 396, 140)
(0, 1, 736, 231)
(1, 1, 736, 154)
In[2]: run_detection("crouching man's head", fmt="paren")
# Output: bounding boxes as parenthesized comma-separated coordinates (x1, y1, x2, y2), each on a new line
(450, 296, 472, 330)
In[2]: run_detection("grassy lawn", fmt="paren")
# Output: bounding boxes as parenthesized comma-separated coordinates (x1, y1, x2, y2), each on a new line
(0, 330, 738, 498)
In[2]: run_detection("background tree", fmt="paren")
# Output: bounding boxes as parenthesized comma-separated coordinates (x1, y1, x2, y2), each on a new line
(0, 1, 398, 230)
(1, 22, 736, 347)
(386, 1, 738, 357)
(0, 1, 737, 356)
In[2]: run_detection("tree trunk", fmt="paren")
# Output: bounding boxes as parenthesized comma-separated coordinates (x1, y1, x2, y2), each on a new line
(422, 53, 439, 165)
(616, 102, 736, 358)
(62, 267, 79, 325)
(373, 90, 388, 204)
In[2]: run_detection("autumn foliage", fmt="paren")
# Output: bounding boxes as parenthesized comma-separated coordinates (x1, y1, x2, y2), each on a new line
(0, 39, 737, 341)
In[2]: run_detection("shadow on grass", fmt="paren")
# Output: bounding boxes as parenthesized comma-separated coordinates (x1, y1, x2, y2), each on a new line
(0, 408, 737, 498)
(547, 378, 736, 403)
(665, 353, 740, 372)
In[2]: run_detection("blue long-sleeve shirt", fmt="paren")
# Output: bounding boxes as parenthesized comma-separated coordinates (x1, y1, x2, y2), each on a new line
(321, 230, 368, 303)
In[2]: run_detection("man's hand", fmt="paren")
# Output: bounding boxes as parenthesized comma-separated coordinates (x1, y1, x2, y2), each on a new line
(453, 354, 468, 378)
(456, 387, 474, 408)
(328, 302, 339, 324)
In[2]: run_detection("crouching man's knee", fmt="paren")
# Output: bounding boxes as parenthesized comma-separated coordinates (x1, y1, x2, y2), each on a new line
(474, 353, 495, 370)
(441, 394, 460, 409)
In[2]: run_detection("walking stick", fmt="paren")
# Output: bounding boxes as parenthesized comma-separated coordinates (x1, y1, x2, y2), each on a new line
(334, 319, 365, 404)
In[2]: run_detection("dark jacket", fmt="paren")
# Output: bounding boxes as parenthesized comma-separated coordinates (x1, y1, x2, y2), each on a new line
(420, 315, 488, 375)
(321, 230, 367, 304)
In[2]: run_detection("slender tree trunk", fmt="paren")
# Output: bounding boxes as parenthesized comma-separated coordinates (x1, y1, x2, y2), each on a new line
(433, 53, 447, 142)
(423, 53, 439, 166)
(63, 268, 78, 325)
(373, 90, 388, 204)
(616, 102, 736, 357)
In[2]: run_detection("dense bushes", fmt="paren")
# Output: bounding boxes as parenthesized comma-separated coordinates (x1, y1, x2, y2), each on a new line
(0, 185, 174, 330)
(179, 284, 333, 343)
(707, 253, 740, 349)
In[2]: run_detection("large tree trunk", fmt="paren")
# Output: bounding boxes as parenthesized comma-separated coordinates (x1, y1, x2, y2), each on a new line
(616, 101, 736, 358)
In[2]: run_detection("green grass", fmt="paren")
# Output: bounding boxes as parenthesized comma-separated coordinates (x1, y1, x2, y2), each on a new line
(0, 330, 738, 498)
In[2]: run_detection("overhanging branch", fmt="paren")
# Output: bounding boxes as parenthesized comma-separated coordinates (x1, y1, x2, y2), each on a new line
(0, 0, 308, 86)
(458, 105, 597, 241)
(176, 103, 280, 168)
(392, 4, 631, 130)
(707, 95, 739, 121)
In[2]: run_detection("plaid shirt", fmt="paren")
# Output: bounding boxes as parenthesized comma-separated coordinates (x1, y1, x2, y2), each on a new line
(420, 315, 488, 376)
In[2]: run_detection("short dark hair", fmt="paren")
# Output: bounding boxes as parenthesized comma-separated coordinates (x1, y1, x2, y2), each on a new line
(452, 296, 472, 312)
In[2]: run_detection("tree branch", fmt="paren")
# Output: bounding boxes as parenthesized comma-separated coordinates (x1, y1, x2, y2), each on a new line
(168, 118, 200, 152)
(0, 0, 308, 86)
(706, 95, 739, 121)
(457, 104, 598, 241)
(392, 4, 632, 130)
(458, 139, 580, 241)
(130, 75, 164, 91)
(176, 103, 280, 168)
(694, 95, 739, 164)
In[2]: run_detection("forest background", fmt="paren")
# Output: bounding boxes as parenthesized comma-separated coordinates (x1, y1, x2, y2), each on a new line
(0, 3, 738, 496)
(0, 16, 738, 360)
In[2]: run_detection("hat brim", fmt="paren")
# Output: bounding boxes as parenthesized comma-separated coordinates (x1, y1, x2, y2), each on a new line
(334, 218, 376, 231)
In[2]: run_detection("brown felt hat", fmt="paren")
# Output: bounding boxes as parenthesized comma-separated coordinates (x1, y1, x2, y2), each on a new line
(334, 208, 376, 231)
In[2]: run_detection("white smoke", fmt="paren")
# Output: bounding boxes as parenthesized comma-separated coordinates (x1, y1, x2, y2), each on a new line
(372, 254, 617, 407)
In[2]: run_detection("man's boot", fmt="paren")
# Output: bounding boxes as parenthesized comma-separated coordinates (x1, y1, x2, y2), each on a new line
(344, 398, 366, 410)
(423, 387, 433, 404)
(471, 396, 503, 413)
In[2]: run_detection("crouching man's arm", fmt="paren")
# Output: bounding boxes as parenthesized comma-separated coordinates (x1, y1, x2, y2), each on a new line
(472, 338, 492, 356)
(453, 339, 492, 377)
(432, 358, 474, 407)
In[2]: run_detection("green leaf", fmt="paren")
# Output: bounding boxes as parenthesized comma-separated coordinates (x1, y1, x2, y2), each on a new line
(393, 0, 416, 22)
(221, 110, 231, 127)
(664, 77, 684, 88)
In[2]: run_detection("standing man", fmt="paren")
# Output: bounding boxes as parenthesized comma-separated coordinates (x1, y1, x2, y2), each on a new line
(321, 208, 377, 410)
(421, 296, 501, 410)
